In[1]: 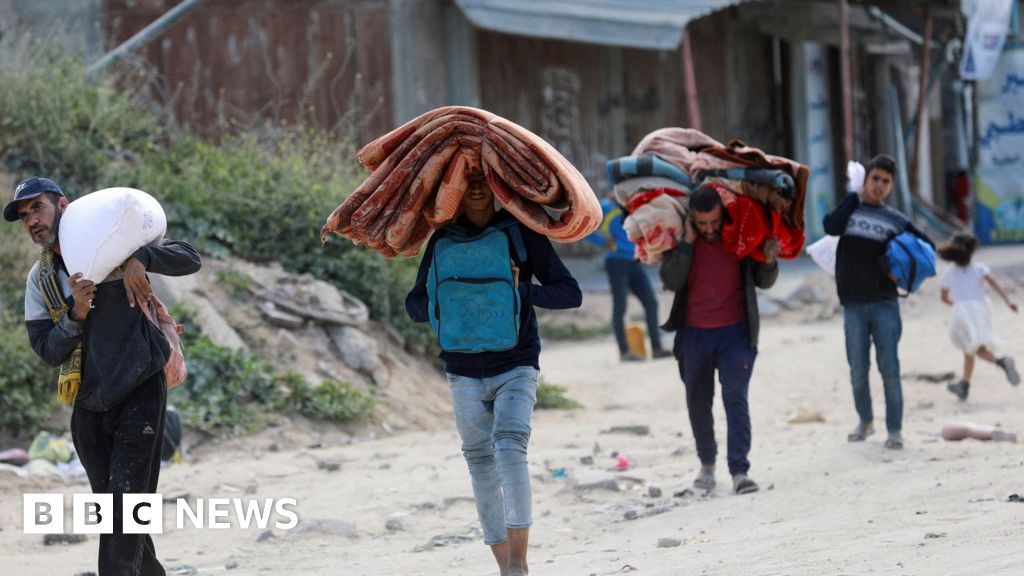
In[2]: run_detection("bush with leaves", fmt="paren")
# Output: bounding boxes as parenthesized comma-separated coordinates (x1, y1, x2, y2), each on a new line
(0, 311, 59, 434)
(0, 39, 158, 200)
(535, 379, 582, 410)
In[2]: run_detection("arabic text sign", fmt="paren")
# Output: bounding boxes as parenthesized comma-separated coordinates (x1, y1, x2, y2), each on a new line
(976, 43, 1024, 242)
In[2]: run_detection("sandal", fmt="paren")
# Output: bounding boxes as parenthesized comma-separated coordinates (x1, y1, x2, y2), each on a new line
(693, 469, 715, 491)
(733, 474, 759, 495)
(884, 432, 904, 450)
(847, 423, 875, 442)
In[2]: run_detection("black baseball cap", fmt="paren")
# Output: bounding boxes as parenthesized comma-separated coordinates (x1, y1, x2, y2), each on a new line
(4, 177, 65, 222)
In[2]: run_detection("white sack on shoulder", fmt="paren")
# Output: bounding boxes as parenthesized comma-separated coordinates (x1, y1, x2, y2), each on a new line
(58, 188, 167, 282)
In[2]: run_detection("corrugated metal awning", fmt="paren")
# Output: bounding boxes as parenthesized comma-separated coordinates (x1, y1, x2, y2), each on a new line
(453, 0, 751, 50)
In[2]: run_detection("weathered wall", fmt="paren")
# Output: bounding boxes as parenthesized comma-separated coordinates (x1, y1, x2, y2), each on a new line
(103, 0, 393, 142)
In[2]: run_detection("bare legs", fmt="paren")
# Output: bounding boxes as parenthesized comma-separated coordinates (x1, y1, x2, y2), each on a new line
(488, 528, 529, 576)
(508, 527, 530, 576)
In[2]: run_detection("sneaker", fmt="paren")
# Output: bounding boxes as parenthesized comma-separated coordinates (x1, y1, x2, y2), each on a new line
(947, 380, 970, 401)
(733, 474, 759, 494)
(620, 352, 644, 362)
(651, 349, 673, 360)
(997, 356, 1020, 386)
(884, 432, 904, 450)
(847, 423, 875, 442)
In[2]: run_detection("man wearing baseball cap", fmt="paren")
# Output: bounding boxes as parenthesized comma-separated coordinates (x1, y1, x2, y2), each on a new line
(7, 176, 201, 575)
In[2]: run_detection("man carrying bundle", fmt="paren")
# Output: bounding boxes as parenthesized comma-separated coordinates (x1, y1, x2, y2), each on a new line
(660, 184, 780, 495)
(406, 169, 582, 576)
(6, 176, 201, 576)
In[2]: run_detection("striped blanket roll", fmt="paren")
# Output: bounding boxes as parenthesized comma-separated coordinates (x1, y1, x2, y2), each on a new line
(606, 155, 693, 188)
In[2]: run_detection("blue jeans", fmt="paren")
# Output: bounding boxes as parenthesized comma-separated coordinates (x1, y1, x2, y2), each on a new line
(606, 257, 663, 353)
(447, 366, 539, 545)
(675, 322, 757, 476)
(843, 299, 903, 433)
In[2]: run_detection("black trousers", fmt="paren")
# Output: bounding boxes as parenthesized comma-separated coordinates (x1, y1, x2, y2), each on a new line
(71, 372, 167, 576)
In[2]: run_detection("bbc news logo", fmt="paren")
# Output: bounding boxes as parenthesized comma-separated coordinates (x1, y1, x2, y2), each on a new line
(24, 494, 298, 534)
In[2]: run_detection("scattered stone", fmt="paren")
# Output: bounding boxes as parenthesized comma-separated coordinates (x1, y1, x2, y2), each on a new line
(1009, 494, 1024, 503)
(673, 489, 695, 499)
(254, 529, 275, 543)
(385, 517, 407, 532)
(225, 560, 239, 569)
(621, 564, 638, 572)
(329, 325, 381, 372)
(247, 269, 369, 327)
(292, 518, 358, 538)
(671, 446, 686, 457)
(916, 400, 935, 410)
(624, 504, 674, 520)
(905, 371, 956, 383)
(601, 425, 650, 436)
(162, 489, 189, 502)
(150, 274, 248, 351)
(317, 459, 342, 472)
(580, 455, 594, 465)
(414, 527, 483, 552)
(441, 496, 476, 509)
(657, 537, 682, 548)
(268, 443, 280, 452)
(43, 534, 87, 545)
(592, 442, 601, 455)
(786, 406, 826, 424)
(73, 572, 98, 576)
(579, 478, 620, 492)
(648, 485, 663, 498)
(259, 301, 305, 329)
(925, 532, 947, 539)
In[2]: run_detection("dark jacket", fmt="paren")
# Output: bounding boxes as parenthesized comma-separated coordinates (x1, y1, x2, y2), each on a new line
(659, 240, 778, 347)
(405, 210, 582, 378)
(822, 193, 933, 305)
(25, 240, 202, 411)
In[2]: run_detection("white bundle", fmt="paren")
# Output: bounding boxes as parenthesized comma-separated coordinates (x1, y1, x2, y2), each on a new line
(847, 161, 865, 193)
(58, 188, 167, 282)
(806, 235, 840, 276)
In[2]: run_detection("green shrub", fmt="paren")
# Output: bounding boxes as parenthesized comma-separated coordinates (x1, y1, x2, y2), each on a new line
(538, 320, 611, 342)
(281, 377, 378, 422)
(535, 379, 582, 410)
(216, 267, 253, 298)
(0, 40, 158, 200)
(0, 312, 59, 434)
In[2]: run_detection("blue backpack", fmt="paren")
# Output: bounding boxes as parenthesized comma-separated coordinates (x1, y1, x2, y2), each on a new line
(427, 219, 527, 353)
(885, 231, 936, 295)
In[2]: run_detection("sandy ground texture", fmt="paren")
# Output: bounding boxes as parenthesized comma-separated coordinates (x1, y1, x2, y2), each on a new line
(1, 247, 1023, 576)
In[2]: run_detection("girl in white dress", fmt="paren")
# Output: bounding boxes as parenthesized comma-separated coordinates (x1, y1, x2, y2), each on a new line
(938, 233, 1019, 400)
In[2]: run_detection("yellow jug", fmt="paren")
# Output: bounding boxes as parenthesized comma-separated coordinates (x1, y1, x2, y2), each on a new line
(625, 322, 647, 359)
